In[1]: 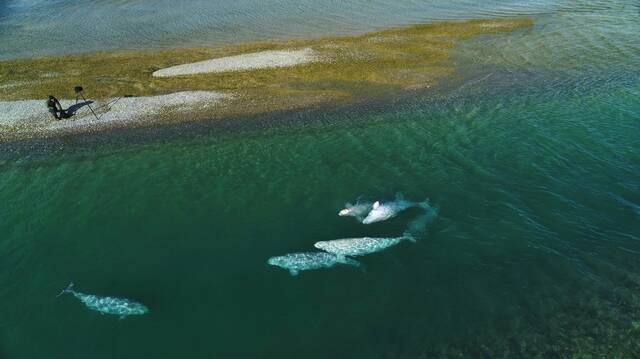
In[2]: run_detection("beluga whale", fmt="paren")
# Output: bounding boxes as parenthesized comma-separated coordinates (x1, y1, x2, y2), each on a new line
(404, 203, 439, 238)
(338, 199, 374, 221)
(57, 283, 149, 319)
(314, 235, 414, 260)
(362, 194, 430, 224)
(267, 252, 361, 276)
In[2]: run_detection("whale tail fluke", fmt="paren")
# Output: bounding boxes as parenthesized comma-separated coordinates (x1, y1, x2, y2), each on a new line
(346, 258, 366, 274)
(358, 263, 367, 275)
(56, 282, 74, 297)
(403, 233, 417, 243)
(417, 198, 431, 210)
(343, 257, 363, 269)
(335, 254, 349, 264)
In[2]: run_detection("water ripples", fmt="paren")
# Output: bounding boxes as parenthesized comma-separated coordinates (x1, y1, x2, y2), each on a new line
(0, 1, 639, 356)
(2, 0, 633, 59)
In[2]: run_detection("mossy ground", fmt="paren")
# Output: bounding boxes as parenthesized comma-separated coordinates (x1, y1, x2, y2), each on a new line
(0, 18, 532, 120)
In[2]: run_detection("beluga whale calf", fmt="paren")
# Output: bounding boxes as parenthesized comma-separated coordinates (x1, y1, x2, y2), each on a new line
(314, 235, 414, 260)
(57, 283, 149, 319)
(267, 252, 361, 276)
(362, 194, 430, 224)
(338, 199, 374, 221)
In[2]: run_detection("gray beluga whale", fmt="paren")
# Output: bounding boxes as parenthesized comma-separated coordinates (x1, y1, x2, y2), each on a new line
(338, 200, 373, 221)
(404, 203, 439, 238)
(314, 235, 414, 259)
(267, 252, 361, 276)
(362, 194, 430, 224)
(57, 283, 149, 319)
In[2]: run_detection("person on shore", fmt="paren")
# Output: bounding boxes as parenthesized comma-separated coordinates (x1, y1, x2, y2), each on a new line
(46, 95, 71, 120)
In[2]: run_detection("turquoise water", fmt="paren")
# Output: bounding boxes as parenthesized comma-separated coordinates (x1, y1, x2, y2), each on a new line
(1, 1, 640, 358)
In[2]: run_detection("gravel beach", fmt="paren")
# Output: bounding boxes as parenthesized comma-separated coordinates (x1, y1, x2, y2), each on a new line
(153, 48, 319, 77)
(0, 91, 229, 137)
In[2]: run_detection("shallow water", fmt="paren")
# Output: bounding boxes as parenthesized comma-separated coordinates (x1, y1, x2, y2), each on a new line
(0, 0, 606, 60)
(1, 0, 640, 358)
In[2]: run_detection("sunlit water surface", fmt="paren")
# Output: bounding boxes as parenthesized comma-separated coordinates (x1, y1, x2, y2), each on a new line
(0, 0, 639, 357)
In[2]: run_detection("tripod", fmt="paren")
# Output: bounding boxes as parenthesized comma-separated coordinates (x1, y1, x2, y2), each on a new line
(74, 85, 100, 121)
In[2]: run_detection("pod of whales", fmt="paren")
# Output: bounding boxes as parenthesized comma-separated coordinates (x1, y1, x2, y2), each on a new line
(60, 194, 435, 314)
(57, 282, 149, 319)
(269, 193, 438, 276)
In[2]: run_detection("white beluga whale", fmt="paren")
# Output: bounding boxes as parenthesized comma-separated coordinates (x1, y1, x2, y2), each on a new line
(362, 194, 430, 224)
(57, 283, 149, 319)
(338, 200, 374, 221)
(267, 252, 361, 276)
(314, 235, 414, 259)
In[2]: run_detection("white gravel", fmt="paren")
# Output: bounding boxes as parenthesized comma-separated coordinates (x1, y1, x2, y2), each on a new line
(0, 91, 229, 136)
(0, 99, 57, 125)
(153, 48, 318, 77)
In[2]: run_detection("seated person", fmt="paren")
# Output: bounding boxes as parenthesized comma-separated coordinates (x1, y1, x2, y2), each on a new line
(46, 95, 72, 120)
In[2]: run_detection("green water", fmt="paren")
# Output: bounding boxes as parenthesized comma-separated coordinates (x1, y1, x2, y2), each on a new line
(2, 2, 640, 358)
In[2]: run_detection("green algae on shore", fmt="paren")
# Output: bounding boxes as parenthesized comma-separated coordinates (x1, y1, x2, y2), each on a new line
(0, 18, 532, 141)
(0, 18, 532, 136)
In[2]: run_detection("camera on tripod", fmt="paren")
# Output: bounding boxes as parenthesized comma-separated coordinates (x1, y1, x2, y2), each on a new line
(74, 85, 85, 103)
(46, 85, 101, 121)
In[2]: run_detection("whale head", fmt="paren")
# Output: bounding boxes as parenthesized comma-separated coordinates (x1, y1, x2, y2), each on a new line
(314, 241, 329, 251)
(338, 203, 354, 216)
(267, 256, 284, 268)
(338, 208, 352, 216)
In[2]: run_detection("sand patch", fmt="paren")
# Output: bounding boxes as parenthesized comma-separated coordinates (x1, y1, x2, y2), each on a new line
(0, 18, 534, 141)
(153, 48, 319, 77)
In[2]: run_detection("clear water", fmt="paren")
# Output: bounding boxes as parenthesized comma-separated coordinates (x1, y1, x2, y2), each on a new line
(0, 0, 598, 60)
(1, 0, 639, 358)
